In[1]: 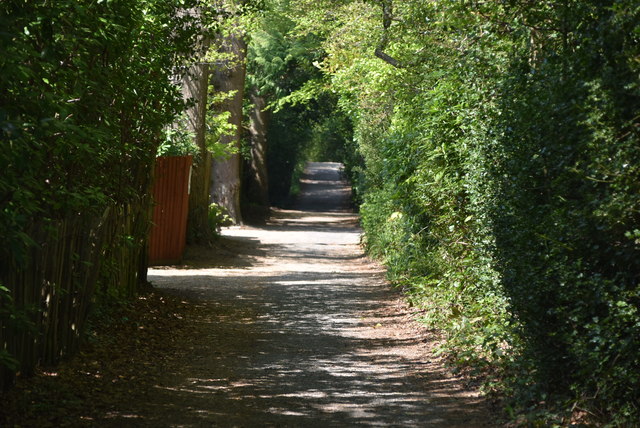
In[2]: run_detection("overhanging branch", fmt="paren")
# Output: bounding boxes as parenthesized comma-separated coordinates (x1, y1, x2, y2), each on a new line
(374, 48, 402, 68)
(375, 0, 402, 68)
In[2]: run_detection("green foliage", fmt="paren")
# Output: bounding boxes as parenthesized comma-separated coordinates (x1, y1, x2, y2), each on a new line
(300, 0, 640, 424)
(245, 0, 355, 206)
(205, 89, 239, 159)
(0, 284, 34, 372)
(302, 109, 353, 163)
(0, 0, 200, 388)
(476, 2, 640, 420)
(157, 114, 199, 158)
(208, 203, 233, 233)
(0, 0, 197, 247)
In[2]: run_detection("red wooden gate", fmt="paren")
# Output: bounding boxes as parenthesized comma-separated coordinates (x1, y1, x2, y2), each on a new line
(148, 155, 192, 265)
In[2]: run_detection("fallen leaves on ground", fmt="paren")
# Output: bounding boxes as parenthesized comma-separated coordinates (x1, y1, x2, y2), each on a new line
(0, 290, 203, 427)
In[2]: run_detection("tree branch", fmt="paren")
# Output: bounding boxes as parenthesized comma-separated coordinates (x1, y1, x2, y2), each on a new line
(374, 48, 402, 68)
(375, 0, 402, 68)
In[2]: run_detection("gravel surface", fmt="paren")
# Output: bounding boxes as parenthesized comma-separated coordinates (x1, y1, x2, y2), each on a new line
(134, 162, 496, 427)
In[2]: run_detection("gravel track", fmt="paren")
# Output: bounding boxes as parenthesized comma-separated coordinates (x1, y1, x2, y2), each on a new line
(135, 162, 495, 427)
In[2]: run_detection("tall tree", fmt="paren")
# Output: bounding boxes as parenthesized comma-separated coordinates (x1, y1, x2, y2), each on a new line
(208, 2, 249, 224)
(180, 5, 215, 244)
(184, 60, 214, 243)
(245, 90, 271, 211)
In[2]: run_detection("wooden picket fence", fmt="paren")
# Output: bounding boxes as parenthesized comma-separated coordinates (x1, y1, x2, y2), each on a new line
(0, 196, 152, 390)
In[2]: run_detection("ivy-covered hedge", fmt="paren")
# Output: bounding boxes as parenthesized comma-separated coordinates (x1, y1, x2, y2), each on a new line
(309, 0, 640, 423)
(0, 0, 198, 389)
(481, 2, 640, 420)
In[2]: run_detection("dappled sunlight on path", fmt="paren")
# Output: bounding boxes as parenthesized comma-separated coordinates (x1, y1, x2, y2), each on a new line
(138, 162, 494, 427)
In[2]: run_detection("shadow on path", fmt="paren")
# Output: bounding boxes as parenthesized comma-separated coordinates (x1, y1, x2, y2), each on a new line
(131, 162, 495, 427)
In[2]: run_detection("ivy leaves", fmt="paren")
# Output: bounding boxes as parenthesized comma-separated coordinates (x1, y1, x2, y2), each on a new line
(287, 0, 640, 424)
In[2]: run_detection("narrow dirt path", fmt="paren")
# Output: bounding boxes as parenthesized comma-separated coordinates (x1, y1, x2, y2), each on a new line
(122, 162, 494, 427)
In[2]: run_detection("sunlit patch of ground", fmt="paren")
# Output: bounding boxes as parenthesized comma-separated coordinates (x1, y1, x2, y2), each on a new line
(0, 163, 497, 427)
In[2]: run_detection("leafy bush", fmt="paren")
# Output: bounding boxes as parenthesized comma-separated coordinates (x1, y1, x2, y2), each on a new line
(305, 0, 640, 423)
(475, 3, 640, 419)
(157, 114, 199, 158)
(0, 0, 199, 388)
(208, 203, 233, 233)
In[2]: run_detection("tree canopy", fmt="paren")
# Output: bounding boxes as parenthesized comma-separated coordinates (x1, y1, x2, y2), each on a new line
(2, 0, 639, 424)
(276, 0, 640, 424)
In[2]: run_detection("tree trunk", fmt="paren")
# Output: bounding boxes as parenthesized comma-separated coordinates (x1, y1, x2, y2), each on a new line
(183, 61, 214, 244)
(210, 33, 246, 225)
(245, 91, 271, 216)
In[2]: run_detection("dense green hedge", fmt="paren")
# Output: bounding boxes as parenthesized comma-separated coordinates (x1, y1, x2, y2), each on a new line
(310, 0, 640, 423)
(0, 0, 198, 389)
(482, 2, 640, 419)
